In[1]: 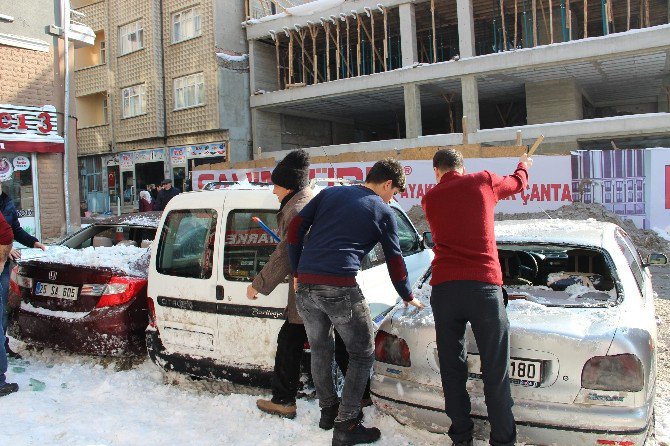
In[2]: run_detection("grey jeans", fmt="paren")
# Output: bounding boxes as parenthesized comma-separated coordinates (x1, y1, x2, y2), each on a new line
(296, 283, 374, 422)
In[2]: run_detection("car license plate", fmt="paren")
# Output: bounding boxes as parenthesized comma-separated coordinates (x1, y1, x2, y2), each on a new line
(467, 354, 543, 387)
(35, 282, 79, 300)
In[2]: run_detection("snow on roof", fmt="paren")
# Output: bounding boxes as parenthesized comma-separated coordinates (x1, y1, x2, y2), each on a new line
(114, 214, 161, 228)
(216, 53, 249, 62)
(244, 0, 345, 24)
(32, 245, 149, 277)
(495, 218, 615, 247)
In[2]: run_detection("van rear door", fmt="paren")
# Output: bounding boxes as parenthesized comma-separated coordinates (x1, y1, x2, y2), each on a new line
(216, 192, 286, 371)
(151, 208, 220, 356)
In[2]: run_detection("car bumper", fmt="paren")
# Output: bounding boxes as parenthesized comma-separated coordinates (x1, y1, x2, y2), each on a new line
(13, 303, 146, 356)
(146, 328, 274, 388)
(371, 374, 653, 446)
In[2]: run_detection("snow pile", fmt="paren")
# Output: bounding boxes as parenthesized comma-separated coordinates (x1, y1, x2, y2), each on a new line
(216, 53, 248, 63)
(116, 214, 160, 227)
(31, 245, 150, 277)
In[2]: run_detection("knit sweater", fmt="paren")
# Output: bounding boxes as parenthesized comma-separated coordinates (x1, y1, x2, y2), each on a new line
(287, 185, 413, 302)
(421, 163, 528, 286)
(0, 213, 12, 245)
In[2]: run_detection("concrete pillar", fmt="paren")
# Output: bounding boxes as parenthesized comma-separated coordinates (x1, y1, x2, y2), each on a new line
(404, 83, 422, 138)
(461, 76, 480, 132)
(399, 3, 418, 67)
(456, 0, 476, 57)
(251, 109, 282, 154)
(249, 39, 279, 93)
(526, 79, 583, 124)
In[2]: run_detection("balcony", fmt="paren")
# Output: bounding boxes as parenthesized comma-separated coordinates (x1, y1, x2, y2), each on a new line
(77, 125, 110, 156)
(75, 63, 108, 96)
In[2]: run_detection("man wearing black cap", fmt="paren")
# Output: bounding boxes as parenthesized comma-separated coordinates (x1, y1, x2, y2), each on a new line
(247, 149, 313, 419)
(153, 178, 180, 211)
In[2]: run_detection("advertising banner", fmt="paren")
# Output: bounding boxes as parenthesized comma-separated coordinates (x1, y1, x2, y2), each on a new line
(646, 148, 670, 232)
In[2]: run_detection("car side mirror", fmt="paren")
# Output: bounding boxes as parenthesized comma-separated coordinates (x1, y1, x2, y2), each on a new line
(644, 253, 668, 267)
(422, 231, 434, 249)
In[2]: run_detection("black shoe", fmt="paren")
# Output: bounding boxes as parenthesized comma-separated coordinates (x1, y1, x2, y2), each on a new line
(0, 382, 19, 397)
(332, 418, 381, 446)
(453, 440, 473, 446)
(320, 403, 364, 430)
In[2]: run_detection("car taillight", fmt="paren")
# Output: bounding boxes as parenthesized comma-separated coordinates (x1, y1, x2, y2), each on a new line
(10, 265, 32, 294)
(95, 277, 147, 308)
(581, 354, 644, 392)
(146, 296, 157, 328)
(375, 330, 411, 367)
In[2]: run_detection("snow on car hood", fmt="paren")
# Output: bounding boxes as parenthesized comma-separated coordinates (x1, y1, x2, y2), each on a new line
(391, 281, 618, 339)
(25, 245, 149, 277)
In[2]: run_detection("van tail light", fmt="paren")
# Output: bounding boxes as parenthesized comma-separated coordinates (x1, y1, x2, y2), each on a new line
(375, 330, 411, 367)
(10, 265, 32, 294)
(95, 277, 147, 308)
(146, 297, 157, 328)
(581, 354, 644, 392)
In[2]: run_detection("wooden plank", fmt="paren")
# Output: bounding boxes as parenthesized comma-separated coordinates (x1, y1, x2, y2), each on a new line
(532, 0, 538, 45)
(527, 134, 545, 155)
(514, 0, 518, 48)
(500, 0, 507, 50)
(583, 0, 587, 38)
(549, 0, 554, 43)
(431, 0, 437, 62)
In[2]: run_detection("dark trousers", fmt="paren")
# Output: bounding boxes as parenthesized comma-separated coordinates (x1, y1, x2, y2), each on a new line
(430, 280, 516, 446)
(271, 321, 372, 404)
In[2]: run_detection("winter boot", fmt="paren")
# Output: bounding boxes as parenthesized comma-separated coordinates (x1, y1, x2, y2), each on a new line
(0, 382, 19, 397)
(256, 398, 297, 419)
(332, 418, 381, 446)
(360, 398, 373, 408)
(453, 440, 473, 446)
(320, 403, 363, 430)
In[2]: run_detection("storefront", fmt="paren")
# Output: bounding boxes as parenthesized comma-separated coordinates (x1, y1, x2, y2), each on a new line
(0, 104, 64, 244)
(170, 142, 227, 192)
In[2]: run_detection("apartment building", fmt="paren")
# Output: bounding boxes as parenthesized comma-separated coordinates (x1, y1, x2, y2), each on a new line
(0, 1, 93, 239)
(245, 0, 670, 158)
(73, 0, 250, 214)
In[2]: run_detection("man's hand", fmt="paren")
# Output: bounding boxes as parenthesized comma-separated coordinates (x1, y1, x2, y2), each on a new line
(9, 248, 20, 261)
(246, 285, 258, 300)
(403, 297, 425, 309)
(293, 277, 298, 291)
(34, 242, 47, 251)
(519, 153, 534, 169)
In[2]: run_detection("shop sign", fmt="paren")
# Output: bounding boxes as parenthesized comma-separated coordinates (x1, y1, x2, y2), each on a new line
(189, 142, 227, 158)
(0, 104, 58, 137)
(12, 156, 30, 171)
(0, 157, 13, 181)
(135, 148, 165, 164)
(119, 153, 133, 169)
(171, 147, 187, 166)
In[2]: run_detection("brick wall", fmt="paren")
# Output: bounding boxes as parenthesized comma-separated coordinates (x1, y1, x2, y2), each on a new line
(0, 46, 55, 106)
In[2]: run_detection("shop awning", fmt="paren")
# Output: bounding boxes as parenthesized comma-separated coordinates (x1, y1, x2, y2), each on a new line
(0, 134, 65, 153)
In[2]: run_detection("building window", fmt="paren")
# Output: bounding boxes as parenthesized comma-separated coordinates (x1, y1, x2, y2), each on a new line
(118, 20, 144, 55)
(172, 7, 201, 43)
(122, 84, 146, 118)
(99, 39, 106, 63)
(102, 97, 109, 124)
(174, 73, 204, 110)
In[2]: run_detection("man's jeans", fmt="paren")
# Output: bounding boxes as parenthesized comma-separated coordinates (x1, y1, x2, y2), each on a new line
(431, 280, 516, 446)
(296, 284, 374, 422)
(0, 262, 9, 385)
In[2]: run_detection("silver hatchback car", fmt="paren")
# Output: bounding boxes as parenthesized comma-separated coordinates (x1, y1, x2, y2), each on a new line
(371, 219, 667, 446)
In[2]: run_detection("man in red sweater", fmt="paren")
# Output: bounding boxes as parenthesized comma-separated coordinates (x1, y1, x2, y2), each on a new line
(422, 149, 532, 446)
(0, 212, 17, 397)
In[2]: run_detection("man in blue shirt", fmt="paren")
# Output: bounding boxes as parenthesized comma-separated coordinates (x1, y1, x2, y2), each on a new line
(287, 158, 423, 446)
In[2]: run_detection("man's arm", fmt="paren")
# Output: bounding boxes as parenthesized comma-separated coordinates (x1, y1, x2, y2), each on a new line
(0, 213, 14, 265)
(7, 205, 38, 248)
(287, 191, 323, 274)
(489, 153, 533, 200)
(248, 238, 291, 299)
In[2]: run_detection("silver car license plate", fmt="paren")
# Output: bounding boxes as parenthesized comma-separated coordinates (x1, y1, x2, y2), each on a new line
(35, 282, 78, 300)
(467, 354, 543, 387)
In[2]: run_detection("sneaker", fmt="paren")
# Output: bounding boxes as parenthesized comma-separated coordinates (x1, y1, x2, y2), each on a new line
(0, 382, 19, 397)
(320, 404, 363, 430)
(256, 398, 297, 419)
(332, 418, 381, 446)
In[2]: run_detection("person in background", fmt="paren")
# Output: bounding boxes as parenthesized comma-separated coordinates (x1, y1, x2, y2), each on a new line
(0, 189, 47, 359)
(248, 149, 313, 419)
(147, 184, 158, 202)
(153, 179, 180, 211)
(422, 148, 533, 446)
(287, 158, 424, 446)
(0, 212, 17, 397)
(138, 186, 153, 212)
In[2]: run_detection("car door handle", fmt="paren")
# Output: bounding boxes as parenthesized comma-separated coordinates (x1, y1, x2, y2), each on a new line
(216, 285, 224, 301)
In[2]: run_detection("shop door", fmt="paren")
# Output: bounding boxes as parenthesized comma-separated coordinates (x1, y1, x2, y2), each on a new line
(136, 161, 165, 191)
(107, 165, 120, 213)
(121, 170, 135, 213)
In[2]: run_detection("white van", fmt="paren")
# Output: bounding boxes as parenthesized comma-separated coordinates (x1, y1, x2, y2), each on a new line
(146, 182, 433, 386)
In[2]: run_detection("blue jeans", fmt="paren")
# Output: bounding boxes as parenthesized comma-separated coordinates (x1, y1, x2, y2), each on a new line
(296, 284, 374, 422)
(0, 262, 9, 385)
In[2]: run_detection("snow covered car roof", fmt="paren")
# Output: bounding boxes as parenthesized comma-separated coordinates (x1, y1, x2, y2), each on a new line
(89, 211, 161, 228)
(495, 218, 617, 247)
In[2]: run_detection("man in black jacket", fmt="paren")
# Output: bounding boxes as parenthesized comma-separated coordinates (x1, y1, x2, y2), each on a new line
(153, 178, 180, 211)
(0, 191, 47, 358)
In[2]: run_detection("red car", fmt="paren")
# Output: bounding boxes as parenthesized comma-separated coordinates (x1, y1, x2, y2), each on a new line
(9, 213, 159, 356)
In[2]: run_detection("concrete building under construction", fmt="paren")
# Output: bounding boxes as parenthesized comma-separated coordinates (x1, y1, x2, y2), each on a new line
(244, 0, 670, 157)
